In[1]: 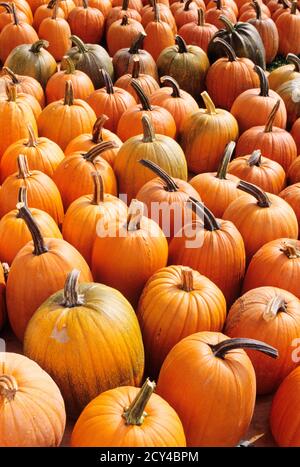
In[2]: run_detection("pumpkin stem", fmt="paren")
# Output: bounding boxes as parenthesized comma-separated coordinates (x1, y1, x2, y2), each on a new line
(129, 32, 147, 54)
(131, 56, 140, 78)
(10, 2, 19, 24)
(0, 2, 13, 15)
(254, 65, 269, 97)
(25, 123, 38, 148)
(121, 14, 129, 25)
(181, 267, 194, 292)
(16, 203, 48, 255)
(92, 171, 104, 204)
(83, 0, 88, 8)
(17, 154, 31, 179)
(84, 140, 119, 163)
(63, 269, 85, 307)
(2, 67, 19, 84)
(291, 0, 297, 13)
(16, 187, 28, 218)
(6, 83, 17, 102)
(30, 39, 49, 53)
(122, 378, 156, 426)
(91, 115, 109, 143)
(210, 337, 278, 359)
(131, 79, 152, 111)
(215, 0, 222, 9)
(0, 375, 18, 402)
(141, 114, 155, 142)
(219, 14, 235, 31)
(237, 433, 265, 447)
(263, 295, 287, 322)
(197, 8, 204, 26)
(212, 38, 237, 62)
(201, 91, 217, 115)
(61, 56, 76, 75)
(70, 35, 88, 53)
(216, 141, 236, 179)
(286, 53, 300, 72)
(264, 100, 280, 132)
(122, 0, 129, 10)
(252, 0, 262, 19)
(139, 159, 179, 191)
(153, 0, 160, 21)
(175, 35, 188, 53)
(237, 180, 271, 207)
(127, 199, 144, 231)
(160, 76, 181, 98)
(101, 69, 114, 94)
(52, 0, 58, 19)
(248, 150, 262, 167)
(47, 0, 57, 9)
(280, 241, 300, 258)
(189, 197, 221, 231)
(64, 80, 74, 105)
(184, 0, 193, 10)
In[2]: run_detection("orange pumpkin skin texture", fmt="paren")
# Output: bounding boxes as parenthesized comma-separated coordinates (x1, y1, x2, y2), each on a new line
(24, 270, 144, 417)
(288, 156, 300, 185)
(0, 263, 7, 330)
(0, 67, 45, 107)
(38, 81, 96, 151)
(33, 0, 66, 31)
(268, 54, 300, 92)
(270, 367, 300, 446)
(106, 0, 141, 33)
(137, 266, 226, 378)
(143, 4, 175, 62)
(0, 4, 30, 32)
(106, 15, 145, 57)
(0, 352, 66, 447)
(291, 117, 300, 155)
(38, 3, 71, 61)
(276, 78, 300, 129)
(89, 0, 112, 17)
(205, 0, 237, 30)
(62, 173, 127, 265)
(68, 0, 105, 44)
(141, 2, 176, 34)
(225, 286, 300, 394)
(0, 125, 65, 183)
(71, 380, 186, 447)
(228, 150, 286, 195)
(156, 332, 278, 446)
(178, 8, 218, 54)
(248, 1, 278, 64)
(168, 201, 246, 306)
(92, 200, 168, 309)
(279, 183, 300, 235)
(58, 0, 76, 17)
(180, 91, 239, 174)
(112, 0, 143, 14)
(276, 1, 300, 56)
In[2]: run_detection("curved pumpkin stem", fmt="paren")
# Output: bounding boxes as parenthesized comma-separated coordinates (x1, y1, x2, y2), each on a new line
(216, 141, 236, 179)
(129, 32, 147, 54)
(62, 269, 84, 307)
(263, 295, 287, 321)
(91, 115, 109, 143)
(201, 91, 217, 115)
(16, 203, 48, 256)
(121, 14, 129, 25)
(47, 0, 57, 9)
(175, 35, 188, 53)
(248, 150, 262, 167)
(252, 0, 262, 19)
(212, 38, 237, 62)
(101, 69, 114, 94)
(219, 14, 235, 31)
(286, 53, 300, 72)
(189, 197, 221, 231)
(280, 241, 300, 258)
(160, 76, 181, 98)
(17, 154, 31, 179)
(127, 199, 144, 231)
(237, 180, 272, 207)
(51, 0, 59, 19)
(141, 114, 155, 142)
(61, 56, 76, 75)
(0, 375, 18, 401)
(18, 186, 28, 205)
(197, 8, 204, 26)
(291, 0, 297, 14)
(139, 159, 179, 191)
(153, 0, 160, 22)
(122, 378, 156, 425)
(181, 267, 194, 292)
(92, 171, 104, 204)
(30, 39, 49, 53)
(210, 337, 278, 359)
(184, 0, 193, 10)
(70, 35, 88, 53)
(131, 79, 152, 110)
(64, 80, 74, 106)
(6, 83, 17, 102)
(25, 123, 38, 148)
(264, 100, 280, 133)
(84, 140, 119, 162)
(2, 67, 19, 84)
(83, 0, 88, 8)
(131, 56, 140, 79)
(254, 65, 269, 97)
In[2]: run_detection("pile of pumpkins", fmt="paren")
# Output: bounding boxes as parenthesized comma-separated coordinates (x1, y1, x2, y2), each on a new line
(1, 0, 300, 448)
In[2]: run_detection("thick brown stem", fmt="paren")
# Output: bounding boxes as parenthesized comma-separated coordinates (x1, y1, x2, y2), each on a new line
(25, 124, 38, 148)
(184, 0, 193, 10)
(92, 171, 104, 204)
(91, 115, 109, 143)
(219, 14, 235, 31)
(17, 154, 31, 179)
(160, 76, 181, 97)
(215, 0, 222, 10)
(0, 2, 13, 15)
(121, 14, 129, 25)
(216, 141, 236, 179)
(47, 0, 57, 9)
(212, 38, 237, 62)
(18, 186, 28, 205)
(181, 267, 194, 292)
(122, 0, 129, 10)
(263, 295, 287, 321)
(286, 53, 300, 72)
(131, 56, 140, 79)
(201, 91, 217, 114)
(280, 241, 300, 258)
(264, 100, 280, 133)
(248, 150, 262, 167)
(252, 0, 262, 19)
(210, 337, 278, 359)
(197, 8, 204, 26)
(62, 269, 84, 307)
(237, 180, 271, 207)
(70, 35, 88, 53)
(30, 39, 49, 53)
(0, 375, 18, 401)
(139, 159, 179, 191)
(237, 433, 265, 447)
(16, 203, 48, 255)
(101, 69, 114, 94)
(175, 35, 188, 53)
(291, 0, 297, 13)
(153, 0, 160, 21)
(131, 80, 152, 110)
(254, 65, 269, 97)
(10, 2, 19, 24)
(141, 114, 155, 142)
(83, 0, 88, 8)
(64, 80, 74, 105)
(127, 199, 144, 231)
(84, 141, 119, 162)
(61, 56, 76, 75)
(122, 378, 156, 425)
(2, 67, 19, 84)
(129, 32, 147, 54)
(189, 197, 221, 231)
(52, 0, 58, 19)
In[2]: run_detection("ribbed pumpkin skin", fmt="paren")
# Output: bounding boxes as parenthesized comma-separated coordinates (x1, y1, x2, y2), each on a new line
(137, 266, 227, 377)
(0, 72, 45, 107)
(268, 64, 300, 92)
(276, 79, 300, 129)
(45, 69, 95, 103)
(276, 8, 300, 56)
(291, 118, 300, 155)
(0, 352, 66, 447)
(24, 282, 145, 417)
(249, 16, 279, 64)
(288, 156, 300, 185)
(68, 4, 105, 44)
(270, 367, 300, 446)
(243, 238, 300, 299)
(279, 183, 300, 235)
(71, 385, 186, 447)
(0, 20, 39, 64)
(33, 3, 65, 31)
(115, 73, 159, 102)
(178, 21, 217, 54)
(38, 16, 71, 62)
(225, 286, 300, 394)
(106, 17, 145, 57)
(0, 264, 6, 330)
(156, 331, 257, 447)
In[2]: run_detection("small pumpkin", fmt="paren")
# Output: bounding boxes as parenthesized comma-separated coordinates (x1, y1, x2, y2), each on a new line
(269, 53, 300, 91)
(38, 1, 71, 61)
(112, 0, 143, 12)
(0, 66, 45, 107)
(143, 2, 174, 61)
(68, 0, 105, 43)
(174, 0, 200, 28)
(276, 0, 300, 56)
(248, 0, 278, 64)
(106, 14, 145, 57)
(33, 0, 65, 31)
(178, 8, 218, 53)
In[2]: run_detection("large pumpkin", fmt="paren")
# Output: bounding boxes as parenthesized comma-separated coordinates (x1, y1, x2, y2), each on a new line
(106, 14, 145, 57)
(68, 0, 105, 43)
(248, 0, 278, 63)
(276, 0, 300, 56)
(24, 269, 144, 417)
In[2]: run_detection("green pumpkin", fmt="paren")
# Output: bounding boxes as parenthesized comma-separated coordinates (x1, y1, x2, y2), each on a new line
(64, 35, 114, 89)
(156, 35, 210, 101)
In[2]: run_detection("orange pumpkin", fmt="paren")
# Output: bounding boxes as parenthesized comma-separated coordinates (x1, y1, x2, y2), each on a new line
(269, 53, 300, 91)
(0, 67, 45, 107)
(142, 1, 176, 33)
(288, 156, 300, 184)
(279, 183, 300, 235)
(112, 0, 143, 12)
(143, 2, 175, 61)
(68, 0, 105, 43)
(106, 0, 141, 32)
(205, 0, 237, 29)
(33, 0, 65, 31)
(89, 0, 112, 17)
(106, 14, 145, 57)
(178, 8, 218, 53)
(0, 2, 30, 32)
(276, 0, 300, 56)
(291, 117, 300, 155)
(58, 0, 76, 17)
(248, 0, 278, 64)
(38, 1, 71, 61)
(0, 262, 7, 330)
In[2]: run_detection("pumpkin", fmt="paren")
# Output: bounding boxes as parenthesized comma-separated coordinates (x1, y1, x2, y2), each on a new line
(58, 0, 76, 17)
(106, 15, 145, 57)
(106, 0, 141, 32)
(114, 56, 160, 101)
(228, 150, 286, 194)
(171, 0, 205, 14)
(0, 67, 45, 108)
(0, 154, 64, 224)
(180, 91, 239, 174)
(38, 80, 96, 151)
(205, 38, 259, 110)
(53, 141, 117, 210)
(0, 187, 62, 265)
(270, 367, 300, 447)
(279, 184, 300, 235)
(112, 0, 143, 11)
(89, 0, 112, 17)
(136, 158, 200, 239)
(157, 332, 278, 446)
(92, 199, 168, 308)
(205, 0, 237, 29)
(142, 1, 176, 33)
(248, 0, 278, 64)
(207, 15, 266, 69)
(276, 78, 300, 129)
(207, 0, 238, 15)
(0, 352, 66, 447)
(86, 69, 136, 134)
(0, 84, 37, 158)
(288, 156, 300, 185)
(223, 180, 298, 261)
(189, 141, 242, 217)
(173, 0, 199, 28)
(46, 56, 94, 103)
(149, 75, 198, 134)
(62, 172, 127, 265)
(239, 0, 270, 20)
(178, 8, 218, 53)
(64, 114, 121, 167)
(13, 88, 42, 121)
(7, 206, 92, 342)
(65, 35, 114, 89)
(68, 0, 104, 43)
(137, 265, 226, 377)
(0, 2, 31, 31)
(272, 0, 290, 22)
(0, 124, 64, 182)
(38, 1, 71, 61)
(24, 269, 144, 417)
(71, 379, 186, 447)
(291, 118, 300, 155)
(115, 115, 187, 203)
(4, 39, 57, 89)
(168, 199, 246, 306)
(33, 0, 65, 31)
(1, 0, 33, 22)
(225, 286, 300, 394)
(236, 100, 297, 172)
(156, 35, 209, 100)
(27, 0, 48, 13)
(0, 262, 7, 330)
(269, 53, 300, 91)
(276, 1, 300, 56)
(0, 3, 38, 63)
(143, 3, 174, 62)
(112, 32, 158, 81)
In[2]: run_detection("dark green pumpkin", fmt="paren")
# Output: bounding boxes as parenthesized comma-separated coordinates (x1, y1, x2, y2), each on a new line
(156, 35, 210, 101)
(207, 16, 266, 70)
(64, 35, 114, 89)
